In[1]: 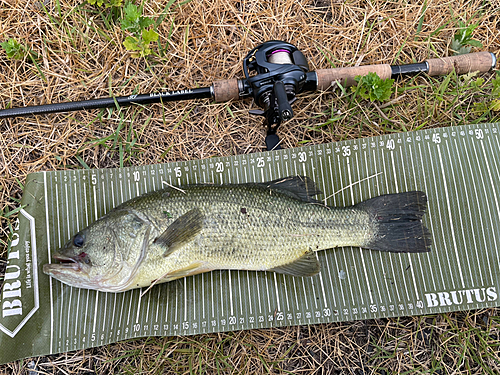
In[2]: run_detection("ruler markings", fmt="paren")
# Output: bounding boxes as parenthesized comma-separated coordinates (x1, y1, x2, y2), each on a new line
(44, 172, 56, 352)
(210, 271, 215, 319)
(410, 141, 435, 291)
(265, 273, 272, 317)
(336, 155, 355, 307)
(66, 287, 73, 339)
(381, 151, 402, 302)
(292, 277, 300, 312)
(92, 181, 99, 221)
(63, 177, 72, 343)
(407, 140, 430, 292)
(267, 164, 284, 317)
(201, 273, 206, 320)
(363, 151, 383, 307)
(184, 278, 188, 323)
(164, 283, 170, 330)
(453, 138, 483, 284)
(192, 277, 196, 328)
(293, 160, 311, 313)
(83, 289, 90, 336)
(437, 145, 465, 288)
(144, 287, 151, 323)
(66, 175, 81, 349)
(355, 151, 373, 305)
(300, 278, 309, 314)
(418, 143, 445, 291)
(75, 288, 82, 342)
(310, 159, 328, 308)
(219, 272, 225, 322)
(228, 271, 234, 317)
(111, 293, 117, 331)
(372, 149, 392, 304)
(65, 178, 71, 239)
(73, 184, 80, 235)
(102, 293, 108, 342)
(126, 288, 133, 326)
(102, 180, 107, 214)
(310, 277, 318, 310)
(92, 291, 99, 335)
(99, 175, 108, 342)
(273, 273, 281, 312)
(397, 145, 420, 301)
(480, 140, 500, 266)
(282, 275, 290, 312)
(445, 140, 476, 285)
(390, 146, 411, 301)
(319, 156, 337, 307)
(238, 271, 243, 316)
(246, 271, 253, 315)
(463, 138, 495, 283)
(133, 293, 143, 327)
(329, 154, 346, 307)
(427, 134, 456, 290)
(55, 184, 62, 249)
(172, 282, 178, 331)
(284, 158, 301, 315)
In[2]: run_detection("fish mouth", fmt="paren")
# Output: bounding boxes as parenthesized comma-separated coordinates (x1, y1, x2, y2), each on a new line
(44, 253, 83, 272)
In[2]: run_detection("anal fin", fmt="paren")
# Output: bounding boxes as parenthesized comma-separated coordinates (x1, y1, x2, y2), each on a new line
(270, 251, 320, 277)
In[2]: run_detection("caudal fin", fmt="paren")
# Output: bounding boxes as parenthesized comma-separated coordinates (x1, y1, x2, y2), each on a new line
(357, 191, 431, 253)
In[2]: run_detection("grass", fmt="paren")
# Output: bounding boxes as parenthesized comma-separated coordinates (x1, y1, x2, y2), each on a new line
(1, 0, 500, 373)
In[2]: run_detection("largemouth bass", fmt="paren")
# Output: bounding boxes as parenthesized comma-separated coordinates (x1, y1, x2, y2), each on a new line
(43, 176, 431, 292)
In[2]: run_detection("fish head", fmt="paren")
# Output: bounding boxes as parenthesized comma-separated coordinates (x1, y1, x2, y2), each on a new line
(43, 216, 136, 292)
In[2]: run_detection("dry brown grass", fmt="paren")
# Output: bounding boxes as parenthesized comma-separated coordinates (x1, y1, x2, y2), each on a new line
(1, 0, 500, 373)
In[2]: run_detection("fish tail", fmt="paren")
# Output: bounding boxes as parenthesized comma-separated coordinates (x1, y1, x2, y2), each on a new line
(357, 191, 431, 253)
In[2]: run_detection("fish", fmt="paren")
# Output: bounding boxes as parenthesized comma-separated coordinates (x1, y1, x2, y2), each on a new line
(42, 176, 431, 292)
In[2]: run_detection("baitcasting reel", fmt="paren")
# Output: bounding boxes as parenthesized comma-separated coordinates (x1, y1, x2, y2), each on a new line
(241, 41, 310, 150)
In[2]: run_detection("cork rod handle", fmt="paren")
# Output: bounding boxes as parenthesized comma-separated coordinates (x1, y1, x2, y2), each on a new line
(426, 52, 496, 76)
(315, 64, 393, 90)
(213, 79, 240, 102)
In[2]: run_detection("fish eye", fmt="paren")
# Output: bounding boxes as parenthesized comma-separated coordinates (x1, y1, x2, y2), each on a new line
(73, 233, 85, 248)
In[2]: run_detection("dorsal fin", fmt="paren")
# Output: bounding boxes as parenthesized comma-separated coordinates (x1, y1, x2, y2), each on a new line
(258, 176, 322, 203)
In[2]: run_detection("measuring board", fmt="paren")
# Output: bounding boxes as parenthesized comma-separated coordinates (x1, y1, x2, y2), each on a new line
(1, 122, 500, 364)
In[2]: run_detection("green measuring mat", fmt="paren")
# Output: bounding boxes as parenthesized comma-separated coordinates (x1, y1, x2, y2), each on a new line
(1, 122, 499, 364)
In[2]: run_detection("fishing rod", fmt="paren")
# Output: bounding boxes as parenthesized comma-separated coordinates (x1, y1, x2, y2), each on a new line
(0, 40, 496, 150)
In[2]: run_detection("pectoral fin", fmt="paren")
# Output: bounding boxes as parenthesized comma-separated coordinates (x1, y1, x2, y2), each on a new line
(154, 208, 205, 257)
(162, 262, 211, 282)
(270, 251, 320, 277)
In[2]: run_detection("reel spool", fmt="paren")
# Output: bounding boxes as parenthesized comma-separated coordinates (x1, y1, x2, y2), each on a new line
(242, 41, 310, 150)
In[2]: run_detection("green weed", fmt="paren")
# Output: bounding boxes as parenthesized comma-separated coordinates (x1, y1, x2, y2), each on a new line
(120, 2, 159, 58)
(353, 72, 395, 102)
(450, 19, 483, 55)
(87, 0, 123, 8)
(0, 38, 38, 61)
